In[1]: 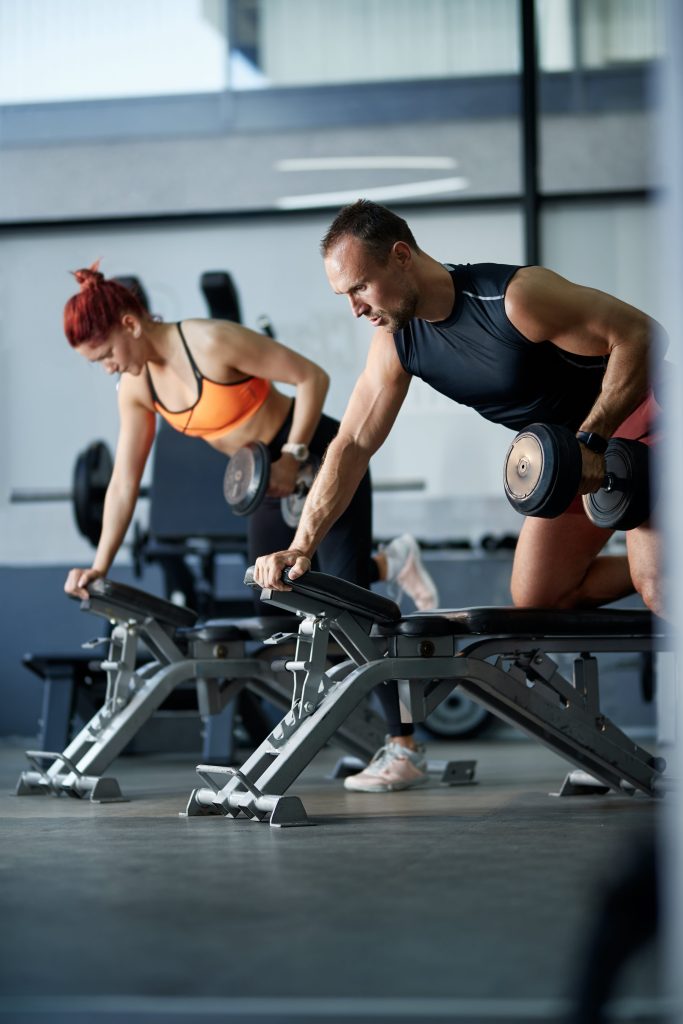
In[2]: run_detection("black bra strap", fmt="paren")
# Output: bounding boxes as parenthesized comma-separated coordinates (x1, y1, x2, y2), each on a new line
(145, 364, 161, 405)
(176, 322, 204, 382)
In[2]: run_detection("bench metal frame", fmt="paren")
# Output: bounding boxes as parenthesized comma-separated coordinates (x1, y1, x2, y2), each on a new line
(15, 582, 386, 802)
(184, 572, 670, 827)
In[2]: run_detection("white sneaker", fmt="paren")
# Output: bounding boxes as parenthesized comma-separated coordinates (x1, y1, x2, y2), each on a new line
(343, 738, 429, 792)
(383, 534, 439, 611)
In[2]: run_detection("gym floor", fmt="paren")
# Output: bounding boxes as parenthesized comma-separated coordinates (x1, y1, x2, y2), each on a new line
(0, 729, 668, 1024)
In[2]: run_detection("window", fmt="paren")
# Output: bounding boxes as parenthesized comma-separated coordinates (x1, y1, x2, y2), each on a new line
(0, 0, 228, 105)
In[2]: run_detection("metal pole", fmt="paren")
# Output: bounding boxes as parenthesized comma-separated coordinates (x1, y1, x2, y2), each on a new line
(659, 3, 683, 1017)
(520, 0, 540, 265)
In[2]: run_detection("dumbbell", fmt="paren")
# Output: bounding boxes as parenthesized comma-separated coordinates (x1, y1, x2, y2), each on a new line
(223, 442, 316, 527)
(503, 423, 651, 531)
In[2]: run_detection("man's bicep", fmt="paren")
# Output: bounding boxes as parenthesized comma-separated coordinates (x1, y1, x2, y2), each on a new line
(507, 268, 622, 354)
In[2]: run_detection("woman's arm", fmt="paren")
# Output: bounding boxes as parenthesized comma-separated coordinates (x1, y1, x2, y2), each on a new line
(219, 323, 330, 448)
(215, 322, 330, 494)
(64, 378, 156, 597)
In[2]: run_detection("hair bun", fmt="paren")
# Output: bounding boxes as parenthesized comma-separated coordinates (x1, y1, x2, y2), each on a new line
(72, 260, 103, 290)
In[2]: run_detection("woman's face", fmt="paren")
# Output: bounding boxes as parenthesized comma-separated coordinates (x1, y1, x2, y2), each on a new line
(78, 316, 143, 377)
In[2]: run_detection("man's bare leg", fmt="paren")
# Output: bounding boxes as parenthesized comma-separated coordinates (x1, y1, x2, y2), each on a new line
(511, 512, 635, 608)
(626, 523, 665, 618)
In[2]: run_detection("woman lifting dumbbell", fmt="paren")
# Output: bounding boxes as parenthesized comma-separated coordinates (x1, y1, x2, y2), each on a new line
(61, 264, 438, 764)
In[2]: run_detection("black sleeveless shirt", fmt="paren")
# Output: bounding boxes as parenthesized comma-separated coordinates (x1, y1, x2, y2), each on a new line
(393, 263, 607, 433)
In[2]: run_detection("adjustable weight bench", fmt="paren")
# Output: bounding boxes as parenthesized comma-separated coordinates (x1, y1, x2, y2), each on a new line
(183, 568, 671, 828)
(15, 578, 387, 802)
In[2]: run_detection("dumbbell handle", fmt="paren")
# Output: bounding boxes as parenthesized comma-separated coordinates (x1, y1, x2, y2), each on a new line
(596, 472, 627, 494)
(510, 445, 619, 492)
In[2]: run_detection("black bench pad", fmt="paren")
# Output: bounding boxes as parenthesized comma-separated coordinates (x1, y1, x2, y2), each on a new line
(244, 566, 661, 639)
(83, 578, 198, 629)
(244, 567, 401, 625)
(373, 606, 658, 638)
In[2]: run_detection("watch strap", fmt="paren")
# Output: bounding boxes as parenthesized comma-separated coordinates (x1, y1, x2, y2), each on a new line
(576, 430, 608, 455)
(281, 442, 309, 462)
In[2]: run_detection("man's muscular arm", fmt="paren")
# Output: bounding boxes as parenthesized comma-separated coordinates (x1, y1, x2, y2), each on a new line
(253, 332, 411, 590)
(506, 266, 661, 490)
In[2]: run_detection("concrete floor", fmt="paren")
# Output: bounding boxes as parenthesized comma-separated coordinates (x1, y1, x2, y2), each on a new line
(0, 731, 670, 1024)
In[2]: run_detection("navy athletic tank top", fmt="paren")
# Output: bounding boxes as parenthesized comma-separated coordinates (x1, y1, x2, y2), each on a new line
(393, 263, 607, 432)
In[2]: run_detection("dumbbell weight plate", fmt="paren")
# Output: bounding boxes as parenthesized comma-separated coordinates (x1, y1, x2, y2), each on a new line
(223, 442, 270, 516)
(582, 438, 650, 531)
(281, 461, 316, 528)
(504, 423, 582, 518)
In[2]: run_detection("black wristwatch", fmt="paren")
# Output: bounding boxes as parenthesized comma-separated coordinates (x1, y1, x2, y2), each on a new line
(576, 430, 608, 455)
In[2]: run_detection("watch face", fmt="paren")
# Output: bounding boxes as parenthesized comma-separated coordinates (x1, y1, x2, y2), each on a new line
(284, 443, 308, 460)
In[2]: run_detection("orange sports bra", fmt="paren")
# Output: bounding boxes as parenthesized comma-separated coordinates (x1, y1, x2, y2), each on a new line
(146, 322, 270, 440)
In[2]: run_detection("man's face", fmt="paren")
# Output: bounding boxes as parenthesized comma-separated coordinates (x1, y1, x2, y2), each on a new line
(324, 236, 418, 333)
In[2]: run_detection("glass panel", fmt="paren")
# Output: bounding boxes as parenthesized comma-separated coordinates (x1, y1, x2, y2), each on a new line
(0, 0, 228, 105)
(579, 0, 664, 68)
(537, 0, 663, 194)
(0, 0, 524, 209)
(228, 0, 521, 89)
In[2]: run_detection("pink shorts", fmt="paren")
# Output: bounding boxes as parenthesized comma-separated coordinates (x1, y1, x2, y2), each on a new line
(566, 391, 661, 514)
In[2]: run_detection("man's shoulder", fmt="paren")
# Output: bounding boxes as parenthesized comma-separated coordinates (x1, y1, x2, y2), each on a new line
(505, 266, 570, 306)
(367, 326, 405, 357)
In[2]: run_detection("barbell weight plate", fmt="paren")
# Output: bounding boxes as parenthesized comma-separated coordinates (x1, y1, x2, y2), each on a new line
(280, 461, 316, 528)
(223, 441, 270, 516)
(582, 438, 650, 531)
(503, 423, 581, 518)
(73, 440, 113, 546)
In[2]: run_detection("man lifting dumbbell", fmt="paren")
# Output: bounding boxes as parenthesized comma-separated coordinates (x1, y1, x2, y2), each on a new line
(61, 263, 438, 750)
(255, 199, 666, 791)
(504, 423, 652, 531)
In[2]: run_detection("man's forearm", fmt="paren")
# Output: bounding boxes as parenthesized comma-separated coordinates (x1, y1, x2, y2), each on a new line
(291, 436, 369, 557)
(579, 336, 650, 438)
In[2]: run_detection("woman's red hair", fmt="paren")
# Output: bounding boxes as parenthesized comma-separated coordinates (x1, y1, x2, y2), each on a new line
(63, 261, 147, 347)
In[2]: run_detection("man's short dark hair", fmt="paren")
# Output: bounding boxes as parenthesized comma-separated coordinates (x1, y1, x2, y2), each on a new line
(320, 200, 419, 263)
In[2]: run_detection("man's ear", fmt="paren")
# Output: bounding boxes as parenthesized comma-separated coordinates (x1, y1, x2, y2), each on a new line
(392, 241, 413, 267)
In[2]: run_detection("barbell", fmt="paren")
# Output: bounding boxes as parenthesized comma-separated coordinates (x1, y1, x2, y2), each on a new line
(503, 423, 651, 531)
(223, 442, 317, 527)
(11, 440, 120, 547)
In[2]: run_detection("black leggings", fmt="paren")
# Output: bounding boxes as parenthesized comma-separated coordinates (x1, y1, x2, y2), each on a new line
(246, 408, 410, 738)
